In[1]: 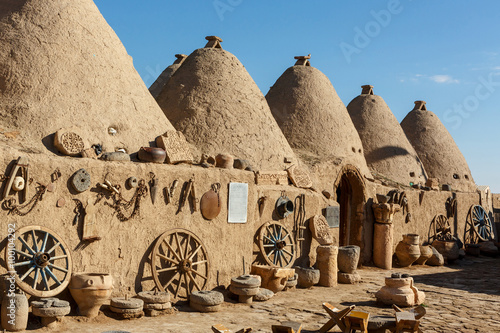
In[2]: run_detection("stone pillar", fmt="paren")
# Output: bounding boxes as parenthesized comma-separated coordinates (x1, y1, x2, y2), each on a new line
(316, 245, 338, 287)
(373, 222, 393, 269)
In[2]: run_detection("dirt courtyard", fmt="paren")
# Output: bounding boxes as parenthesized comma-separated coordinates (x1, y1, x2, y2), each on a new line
(27, 256, 499, 333)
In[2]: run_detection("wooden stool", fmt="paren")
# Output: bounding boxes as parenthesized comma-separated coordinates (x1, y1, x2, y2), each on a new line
(395, 312, 419, 333)
(319, 303, 355, 332)
(271, 321, 302, 333)
(344, 310, 370, 333)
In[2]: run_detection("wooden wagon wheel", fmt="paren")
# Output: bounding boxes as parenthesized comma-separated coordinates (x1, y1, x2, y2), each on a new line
(4, 225, 72, 297)
(428, 214, 452, 243)
(258, 222, 295, 268)
(151, 228, 209, 300)
(464, 205, 493, 244)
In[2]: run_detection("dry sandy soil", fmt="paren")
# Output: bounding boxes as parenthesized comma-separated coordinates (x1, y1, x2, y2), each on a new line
(25, 256, 499, 333)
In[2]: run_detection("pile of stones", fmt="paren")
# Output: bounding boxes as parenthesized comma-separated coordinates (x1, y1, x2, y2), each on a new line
(110, 296, 144, 319)
(137, 291, 173, 317)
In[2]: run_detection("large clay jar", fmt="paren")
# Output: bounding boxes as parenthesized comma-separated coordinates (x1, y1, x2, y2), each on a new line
(294, 266, 320, 288)
(1, 290, 28, 332)
(316, 245, 338, 287)
(338, 245, 360, 273)
(395, 234, 421, 267)
(373, 223, 393, 269)
(250, 265, 295, 293)
(69, 273, 113, 318)
(415, 245, 433, 265)
(431, 240, 459, 263)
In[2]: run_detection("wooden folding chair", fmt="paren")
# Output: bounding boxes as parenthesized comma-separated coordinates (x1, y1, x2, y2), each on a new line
(344, 310, 370, 333)
(395, 311, 419, 333)
(392, 304, 424, 332)
(319, 303, 356, 332)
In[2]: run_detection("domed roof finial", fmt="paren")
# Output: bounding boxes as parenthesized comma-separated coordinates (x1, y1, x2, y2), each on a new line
(294, 54, 311, 66)
(414, 100, 427, 111)
(205, 36, 223, 49)
(361, 85, 374, 95)
(173, 54, 188, 65)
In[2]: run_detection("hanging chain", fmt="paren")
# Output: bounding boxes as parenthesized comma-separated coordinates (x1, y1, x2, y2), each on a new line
(3, 183, 47, 216)
(73, 199, 84, 225)
(104, 179, 148, 222)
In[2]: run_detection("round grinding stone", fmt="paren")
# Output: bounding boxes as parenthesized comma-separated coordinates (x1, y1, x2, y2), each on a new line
(71, 168, 91, 193)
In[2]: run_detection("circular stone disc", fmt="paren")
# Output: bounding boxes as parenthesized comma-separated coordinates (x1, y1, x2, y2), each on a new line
(71, 168, 91, 193)
(200, 190, 221, 220)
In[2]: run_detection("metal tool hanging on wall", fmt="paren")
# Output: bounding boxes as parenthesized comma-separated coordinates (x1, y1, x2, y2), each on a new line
(3, 156, 29, 203)
(165, 179, 179, 204)
(293, 194, 306, 253)
(275, 191, 294, 219)
(178, 177, 194, 213)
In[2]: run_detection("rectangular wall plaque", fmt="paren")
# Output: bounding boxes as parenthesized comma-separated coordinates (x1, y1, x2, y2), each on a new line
(325, 205, 340, 228)
(228, 182, 248, 223)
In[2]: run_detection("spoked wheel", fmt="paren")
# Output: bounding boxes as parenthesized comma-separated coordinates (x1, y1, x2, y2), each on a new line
(464, 205, 494, 244)
(428, 214, 452, 243)
(4, 226, 72, 297)
(151, 228, 209, 300)
(258, 222, 295, 268)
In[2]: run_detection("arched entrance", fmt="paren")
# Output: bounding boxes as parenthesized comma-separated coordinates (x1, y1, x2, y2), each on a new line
(333, 165, 366, 248)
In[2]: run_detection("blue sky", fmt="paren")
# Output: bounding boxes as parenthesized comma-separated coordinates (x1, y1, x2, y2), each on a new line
(95, 0, 500, 192)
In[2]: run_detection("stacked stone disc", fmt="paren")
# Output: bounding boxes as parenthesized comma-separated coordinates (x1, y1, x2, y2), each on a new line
(189, 290, 224, 312)
(229, 274, 261, 304)
(31, 298, 71, 328)
(137, 291, 173, 317)
(110, 297, 144, 319)
(337, 245, 361, 284)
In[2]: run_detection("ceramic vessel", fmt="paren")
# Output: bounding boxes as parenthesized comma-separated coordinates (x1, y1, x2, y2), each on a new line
(138, 147, 166, 164)
(69, 273, 113, 318)
(395, 234, 421, 267)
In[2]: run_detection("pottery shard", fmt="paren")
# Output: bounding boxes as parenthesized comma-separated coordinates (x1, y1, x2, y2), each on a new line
(286, 164, 312, 189)
(309, 215, 334, 245)
(255, 171, 288, 185)
(254, 288, 274, 301)
(155, 130, 193, 164)
(54, 127, 87, 156)
(137, 291, 170, 304)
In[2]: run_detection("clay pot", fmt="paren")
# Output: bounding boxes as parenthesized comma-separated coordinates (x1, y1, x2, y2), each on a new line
(316, 245, 338, 287)
(294, 266, 320, 288)
(1, 290, 28, 331)
(395, 234, 421, 267)
(338, 245, 360, 273)
(250, 265, 295, 293)
(431, 240, 459, 263)
(69, 273, 113, 318)
(138, 147, 166, 164)
(373, 223, 393, 270)
(215, 154, 234, 169)
(415, 245, 433, 265)
(375, 276, 425, 307)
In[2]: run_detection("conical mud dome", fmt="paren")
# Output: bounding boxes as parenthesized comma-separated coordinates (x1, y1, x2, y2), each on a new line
(0, 0, 175, 154)
(347, 86, 427, 185)
(401, 101, 475, 192)
(266, 56, 370, 175)
(149, 54, 188, 99)
(156, 36, 297, 171)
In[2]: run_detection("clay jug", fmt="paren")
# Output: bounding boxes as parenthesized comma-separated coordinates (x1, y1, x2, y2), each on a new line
(395, 234, 421, 267)
(69, 272, 113, 318)
(138, 147, 166, 164)
(415, 245, 433, 265)
(1, 289, 29, 332)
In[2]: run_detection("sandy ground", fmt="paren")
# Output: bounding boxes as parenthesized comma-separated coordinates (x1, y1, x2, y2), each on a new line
(24, 256, 500, 333)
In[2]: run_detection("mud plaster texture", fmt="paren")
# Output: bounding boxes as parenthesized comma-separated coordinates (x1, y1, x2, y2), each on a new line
(266, 65, 370, 177)
(149, 59, 183, 99)
(0, 0, 175, 156)
(155, 47, 297, 172)
(347, 93, 427, 186)
(401, 108, 476, 192)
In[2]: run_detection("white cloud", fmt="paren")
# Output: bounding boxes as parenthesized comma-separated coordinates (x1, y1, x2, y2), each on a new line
(429, 74, 459, 84)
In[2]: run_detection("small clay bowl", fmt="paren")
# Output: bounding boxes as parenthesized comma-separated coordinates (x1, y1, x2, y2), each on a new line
(138, 147, 166, 164)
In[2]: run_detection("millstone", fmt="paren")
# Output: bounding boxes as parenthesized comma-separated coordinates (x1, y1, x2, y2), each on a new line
(109, 305, 143, 314)
(71, 168, 91, 193)
(144, 302, 171, 310)
(189, 302, 221, 313)
(230, 274, 261, 288)
(110, 297, 144, 309)
(254, 288, 274, 301)
(137, 291, 170, 304)
(190, 290, 224, 306)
